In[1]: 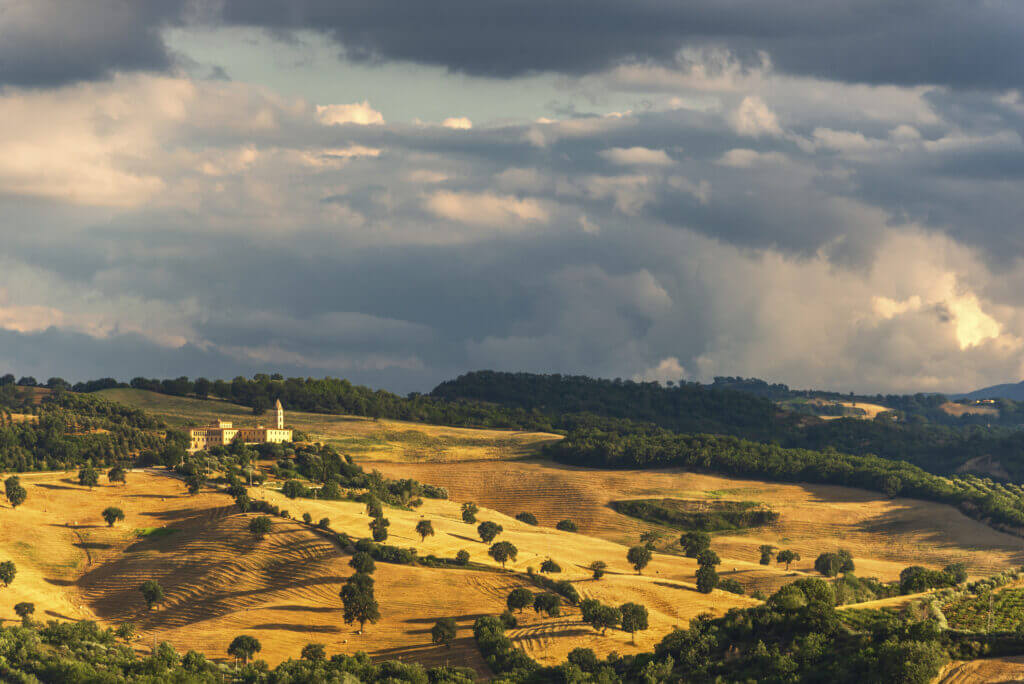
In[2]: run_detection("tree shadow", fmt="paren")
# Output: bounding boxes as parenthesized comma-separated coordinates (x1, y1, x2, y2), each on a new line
(74, 542, 113, 550)
(264, 605, 337, 613)
(248, 623, 341, 633)
(34, 483, 79, 491)
(446, 533, 483, 544)
(44, 578, 76, 587)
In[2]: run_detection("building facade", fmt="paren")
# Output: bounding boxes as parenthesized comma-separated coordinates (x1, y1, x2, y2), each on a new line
(188, 399, 293, 452)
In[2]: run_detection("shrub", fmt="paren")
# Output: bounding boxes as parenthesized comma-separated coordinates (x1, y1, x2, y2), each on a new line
(516, 512, 539, 525)
(556, 519, 578, 532)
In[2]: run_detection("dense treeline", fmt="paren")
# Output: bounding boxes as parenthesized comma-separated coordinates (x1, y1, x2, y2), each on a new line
(546, 428, 1024, 534)
(610, 498, 779, 531)
(0, 386, 166, 472)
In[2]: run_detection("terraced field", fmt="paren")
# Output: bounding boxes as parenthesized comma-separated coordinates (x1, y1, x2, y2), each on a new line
(95, 388, 560, 463)
(0, 469, 758, 669)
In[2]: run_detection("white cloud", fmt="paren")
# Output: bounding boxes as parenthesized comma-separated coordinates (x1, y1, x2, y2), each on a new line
(716, 148, 789, 167)
(442, 116, 473, 130)
(576, 174, 654, 215)
(667, 176, 711, 205)
(731, 95, 782, 137)
(424, 191, 549, 226)
(407, 169, 449, 184)
(634, 357, 687, 384)
(315, 101, 385, 126)
(599, 146, 674, 166)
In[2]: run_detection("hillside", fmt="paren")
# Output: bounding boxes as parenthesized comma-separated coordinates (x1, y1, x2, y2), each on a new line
(956, 380, 1024, 402)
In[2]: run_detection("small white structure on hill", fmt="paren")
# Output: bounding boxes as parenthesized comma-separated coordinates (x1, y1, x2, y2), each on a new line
(188, 399, 293, 452)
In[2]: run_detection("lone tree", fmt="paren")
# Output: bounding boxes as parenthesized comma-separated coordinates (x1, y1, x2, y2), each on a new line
(102, 507, 125, 527)
(777, 549, 800, 570)
(114, 623, 137, 644)
(14, 601, 34, 626)
(590, 560, 608, 580)
(815, 550, 854, 577)
(696, 564, 718, 593)
(585, 604, 621, 636)
(0, 560, 15, 588)
(680, 531, 711, 558)
(301, 643, 326, 662)
(369, 516, 390, 542)
(227, 635, 262, 665)
(455, 550, 470, 565)
(533, 592, 561, 617)
(556, 519, 578, 532)
(461, 502, 478, 524)
(107, 465, 127, 486)
(415, 519, 435, 542)
(506, 588, 533, 613)
(477, 521, 503, 543)
(5, 476, 26, 508)
(249, 515, 272, 541)
(340, 573, 380, 633)
(78, 466, 99, 490)
(431, 617, 457, 649)
(515, 512, 538, 525)
(759, 545, 776, 565)
(540, 559, 562, 574)
(619, 602, 649, 644)
(488, 541, 518, 568)
(139, 580, 164, 610)
(349, 552, 376, 574)
(627, 545, 652, 575)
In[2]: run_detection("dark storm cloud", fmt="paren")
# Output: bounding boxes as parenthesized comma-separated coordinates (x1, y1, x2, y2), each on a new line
(0, 1, 186, 87)
(220, 0, 1024, 89)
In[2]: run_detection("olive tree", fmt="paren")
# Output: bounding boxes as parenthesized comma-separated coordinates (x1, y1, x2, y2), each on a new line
(415, 519, 435, 542)
(249, 515, 272, 541)
(139, 579, 164, 610)
(102, 507, 125, 527)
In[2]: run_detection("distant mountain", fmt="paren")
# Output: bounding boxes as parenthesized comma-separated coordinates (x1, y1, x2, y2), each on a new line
(955, 381, 1024, 401)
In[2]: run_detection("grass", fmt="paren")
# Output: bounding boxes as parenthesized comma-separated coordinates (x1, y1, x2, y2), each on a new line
(95, 388, 561, 463)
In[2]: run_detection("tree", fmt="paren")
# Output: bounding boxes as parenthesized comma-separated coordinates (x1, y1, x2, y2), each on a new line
(489, 541, 518, 568)
(431, 617, 457, 649)
(516, 512, 538, 525)
(185, 472, 205, 495)
(415, 519, 435, 542)
(585, 604, 621, 635)
(140, 580, 164, 610)
(340, 573, 380, 632)
(455, 550, 470, 565)
(78, 466, 99, 489)
(590, 560, 608, 580)
(364, 496, 383, 518)
(0, 560, 15, 588)
(533, 592, 561, 617)
(249, 515, 272, 540)
(640, 530, 662, 549)
(680, 531, 712, 558)
(281, 480, 306, 499)
(696, 549, 721, 568)
(369, 516, 390, 542)
(102, 507, 125, 527)
(461, 502, 478, 524)
(477, 521, 503, 543)
(302, 512, 313, 524)
(349, 552, 376, 574)
(301, 643, 326, 662)
(507, 588, 533, 613)
(556, 519, 578, 532)
(696, 564, 718, 593)
(944, 562, 968, 585)
(14, 601, 34, 626)
(234, 493, 252, 513)
(815, 551, 854, 578)
(777, 549, 800, 570)
(540, 559, 562, 573)
(627, 545, 652, 574)
(115, 623, 137, 644)
(227, 635, 262, 665)
(759, 545, 776, 565)
(620, 602, 649, 644)
(5, 476, 26, 508)
(108, 465, 127, 485)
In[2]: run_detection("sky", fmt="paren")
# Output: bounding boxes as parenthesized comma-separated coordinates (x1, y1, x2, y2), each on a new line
(1, 1, 1024, 394)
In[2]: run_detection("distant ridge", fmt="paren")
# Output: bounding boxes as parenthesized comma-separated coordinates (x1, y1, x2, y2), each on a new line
(954, 381, 1024, 401)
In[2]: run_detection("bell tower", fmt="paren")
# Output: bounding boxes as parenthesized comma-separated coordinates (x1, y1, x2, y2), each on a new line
(275, 398, 284, 430)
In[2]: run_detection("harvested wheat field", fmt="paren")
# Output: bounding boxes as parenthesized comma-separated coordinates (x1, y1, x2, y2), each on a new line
(370, 460, 1024, 591)
(96, 388, 560, 463)
(0, 469, 757, 670)
(936, 656, 1024, 683)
